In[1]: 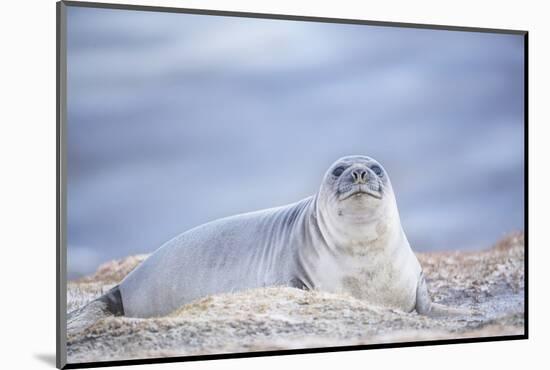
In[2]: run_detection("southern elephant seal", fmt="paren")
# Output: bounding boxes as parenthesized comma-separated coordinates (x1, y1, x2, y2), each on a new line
(71, 155, 464, 321)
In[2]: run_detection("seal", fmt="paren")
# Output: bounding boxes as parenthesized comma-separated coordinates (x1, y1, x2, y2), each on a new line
(72, 155, 465, 321)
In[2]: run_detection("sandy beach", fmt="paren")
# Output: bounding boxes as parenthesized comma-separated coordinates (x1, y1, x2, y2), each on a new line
(66, 232, 525, 364)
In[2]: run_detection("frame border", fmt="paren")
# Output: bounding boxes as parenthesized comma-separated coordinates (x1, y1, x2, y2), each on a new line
(56, 1, 529, 369)
(61, 0, 527, 34)
(57, 1, 68, 369)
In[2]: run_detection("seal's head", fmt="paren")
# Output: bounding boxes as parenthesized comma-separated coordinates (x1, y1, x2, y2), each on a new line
(318, 155, 396, 228)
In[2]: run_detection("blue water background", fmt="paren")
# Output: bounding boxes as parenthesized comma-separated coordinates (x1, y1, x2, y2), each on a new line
(66, 7, 524, 278)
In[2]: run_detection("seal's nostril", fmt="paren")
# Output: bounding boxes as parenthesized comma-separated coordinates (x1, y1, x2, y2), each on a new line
(351, 169, 367, 183)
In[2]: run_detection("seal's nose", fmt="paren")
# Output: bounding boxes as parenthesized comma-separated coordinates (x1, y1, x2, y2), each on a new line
(351, 169, 368, 184)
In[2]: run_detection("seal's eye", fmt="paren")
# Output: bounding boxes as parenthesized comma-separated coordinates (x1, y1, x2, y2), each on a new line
(371, 165, 383, 176)
(332, 166, 346, 177)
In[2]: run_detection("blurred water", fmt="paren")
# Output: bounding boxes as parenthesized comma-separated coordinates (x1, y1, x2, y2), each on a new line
(66, 6, 524, 278)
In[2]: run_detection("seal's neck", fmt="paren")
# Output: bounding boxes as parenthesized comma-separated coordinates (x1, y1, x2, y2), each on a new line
(314, 195, 404, 255)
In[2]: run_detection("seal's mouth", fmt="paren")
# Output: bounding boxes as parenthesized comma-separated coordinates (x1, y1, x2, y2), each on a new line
(338, 184, 382, 200)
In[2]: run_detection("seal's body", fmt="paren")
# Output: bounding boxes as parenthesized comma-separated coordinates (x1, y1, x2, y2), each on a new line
(120, 198, 315, 317)
(74, 155, 459, 322)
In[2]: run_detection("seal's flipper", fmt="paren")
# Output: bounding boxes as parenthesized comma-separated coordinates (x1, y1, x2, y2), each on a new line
(414, 272, 432, 315)
(96, 286, 124, 316)
(427, 302, 475, 317)
(67, 286, 124, 334)
(289, 277, 309, 290)
(415, 272, 473, 317)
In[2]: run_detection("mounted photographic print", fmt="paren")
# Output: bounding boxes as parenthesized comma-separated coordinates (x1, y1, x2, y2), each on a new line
(56, 1, 528, 368)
